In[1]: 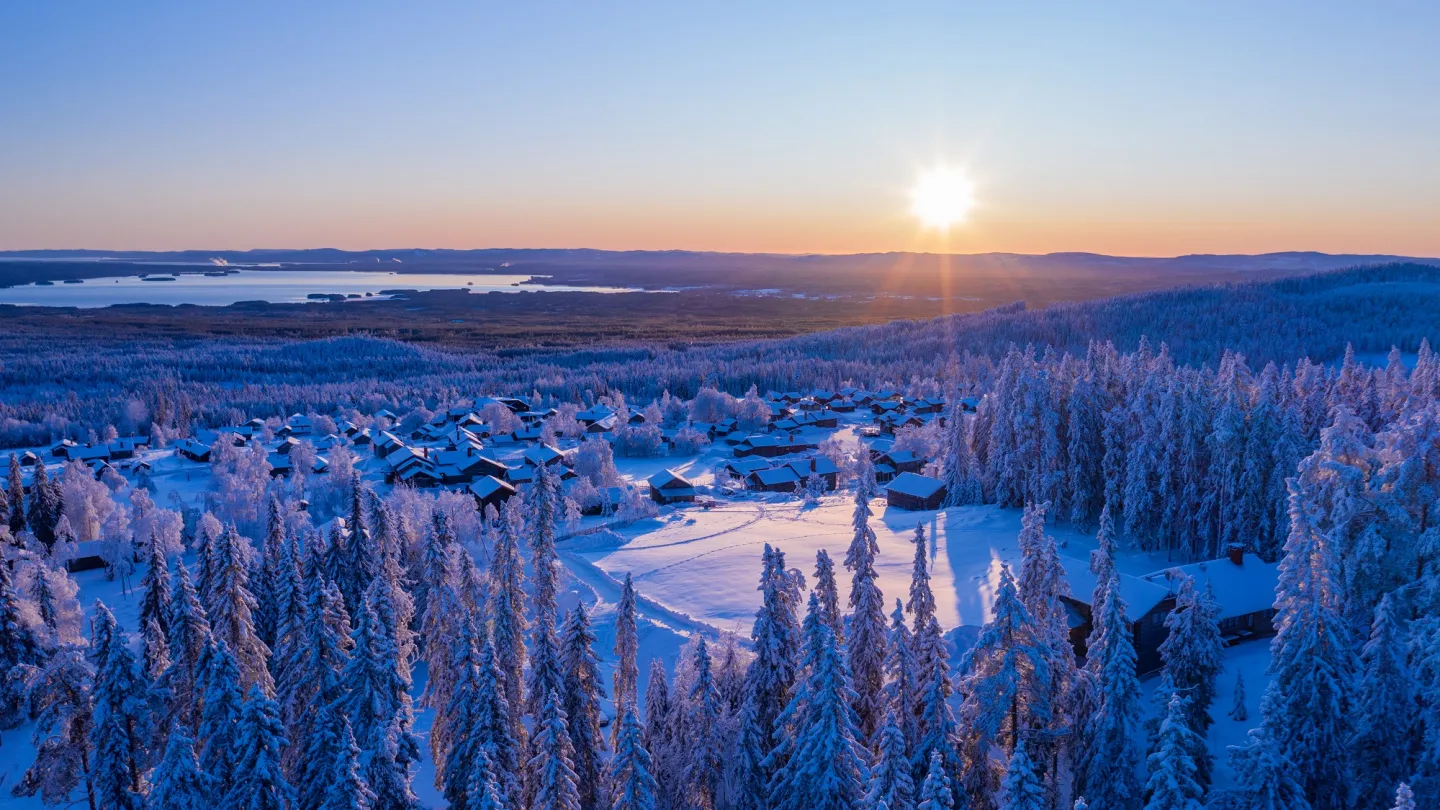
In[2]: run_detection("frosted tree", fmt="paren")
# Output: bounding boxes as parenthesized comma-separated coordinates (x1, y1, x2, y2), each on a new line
(1078, 566, 1142, 810)
(336, 581, 414, 757)
(869, 712, 917, 810)
(279, 574, 351, 781)
(643, 658, 679, 810)
(1143, 693, 1203, 810)
(612, 571, 640, 748)
(138, 538, 172, 641)
(490, 496, 529, 748)
(1227, 670, 1246, 722)
(956, 564, 1052, 808)
(0, 555, 44, 725)
(1000, 741, 1046, 810)
(321, 719, 377, 810)
(252, 497, 285, 648)
(224, 685, 294, 810)
(812, 549, 844, 642)
(609, 708, 659, 810)
(1148, 573, 1223, 788)
(1014, 502, 1078, 785)
(527, 688, 582, 810)
(845, 486, 888, 741)
(941, 404, 982, 507)
(917, 751, 956, 810)
(1215, 728, 1310, 810)
(683, 636, 725, 810)
(1391, 784, 1415, 810)
(90, 604, 150, 810)
(13, 646, 96, 808)
(907, 524, 936, 635)
(734, 544, 804, 810)
(1350, 593, 1413, 810)
(162, 563, 211, 729)
(527, 468, 568, 745)
(854, 444, 879, 501)
(198, 640, 245, 793)
(295, 703, 343, 810)
(465, 749, 508, 810)
(1261, 482, 1356, 810)
(147, 728, 219, 810)
(208, 523, 274, 694)
(766, 593, 870, 810)
(561, 604, 608, 810)
(340, 480, 380, 615)
(883, 598, 921, 750)
(7, 453, 24, 534)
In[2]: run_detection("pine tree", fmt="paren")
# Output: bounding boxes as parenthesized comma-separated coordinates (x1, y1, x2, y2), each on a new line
(684, 636, 725, 810)
(1227, 669, 1246, 722)
(295, 703, 343, 810)
(1391, 784, 1416, 810)
(366, 713, 423, 810)
(528, 688, 582, 810)
(907, 524, 936, 633)
(163, 562, 211, 730)
(142, 617, 170, 681)
(147, 727, 219, 810)
(868, 713, 917, 810)
(1148, 573, 1223, 788)
(139, 538, 172, 641)
(224, 685, 294, 810)
(466, 749, 509, 810)
(13, 647, 97, 808)
(917, 751, 956, 810)
(1261, 482, 1356, 810)
(209, 524, 274, 695)
(643, 658, 679, 810)
(7, 453, 25, 533)
(913, 613, 960, 800)
(845, 487, 888, 741)
(341, 480, 380, 614)
(198, 640, 245, 794)
(1000, 741, 1046, 810)
(1143, 693, 1203, 810)
(336, 581, 411, 754)
(1351, 592, 1413, 810)
(27, 461, 62, 550)
(90, 604, 149, 810)
(561, 603, 607, 810)
(767, 592, 870, 810)
(884, 598, 921, 751)
(1079, 565, 1143, 810)
(253, 497, 286, 648)
(491, 498, 529, 750)
(1220, 727, 1309, 810)
(734, 544, 804, 810)
(280, 572, 352, 781)
(0, 555, 43, 725)
(609, 708, 659, 810)
(812, 549, 844, 643)
(613, 571, 640, 749)
(321, 719, 377, 810)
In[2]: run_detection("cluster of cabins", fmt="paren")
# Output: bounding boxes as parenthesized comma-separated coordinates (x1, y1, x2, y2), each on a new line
(7, 435, 156, 481)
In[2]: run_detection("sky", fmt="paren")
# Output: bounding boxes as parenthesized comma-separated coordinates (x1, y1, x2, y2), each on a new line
(2, 2, 1438, 256)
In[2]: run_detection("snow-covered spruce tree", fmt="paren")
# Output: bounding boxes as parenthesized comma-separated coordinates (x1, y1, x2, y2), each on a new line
(956, 563, 1052, 810)
(295, 701, 342, 810)
(561, 603, 608, 810)
(854, 443, 879, 501)
(253, 497, 286, 648)
(321, 718, 377, 810)
(845, 486, 888, 742)
(884, 598, 921, 752)
(1147, 573, 1223, 790)
(907, 523, 936, 633)
(224, 685, 294, 810)
(1000, 741, 1047, 810)
(1078, 564, 1143, 810)
(13, 646, 96, 808)
(869, 711, 917, 810)
(733, 544, 804, 810)
(1391, 783, 1416, 810)
(917, 750, 956, 810)
(90, 605, 151, 810)
(1212, 727, 1309, 810)
(279, 574, 352, 781)
(442, 623, 486, 809)
(1260, 481, 1357, 810)
(941, 400, 982, 507)
(912, 626, 960, 801)
(336, 580, 415, 756)
(812, 549, 844, 643)
(7, 453, 24, 534)
(612, 571, 640, 749)
(491, 496, 530, 750)
(0, 554, 44, 725)
(341, 479, 380, 615)
(162, 562, 211, 730)
(1350, 592, 1414, 810)
(683, 635, 725, 810)
(147, 727, 219, 809)
(198, 639, 245, 794)
(527, 467, 568, 750)
(208, 523, 274, 695)
(138, 538, 172, 642)
(766, 592, 871, 810)
(528, 688, 582, 810)
(609, 707, 659, 810)
(1227, 669, 1246, 722)
(1014, 502, 1079, 790)
(1143, 693, 1203, 810)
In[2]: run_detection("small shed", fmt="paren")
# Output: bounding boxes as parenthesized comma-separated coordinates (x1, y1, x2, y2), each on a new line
(649, 469, 697, 504)
(885, 472, 947, 511)
(469, 476, 518, 512)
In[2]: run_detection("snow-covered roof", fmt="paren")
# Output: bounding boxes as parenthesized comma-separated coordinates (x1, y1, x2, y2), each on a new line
(1058, 555, 1172, 623)
(649, 469, 694, 490)
(1141, 554, 1280, 621)
(885, 472, 944, 499)
(753, 467, 801, 486)
(468, 476, 516, 500)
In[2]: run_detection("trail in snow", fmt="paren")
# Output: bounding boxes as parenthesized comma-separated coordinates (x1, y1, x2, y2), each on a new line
(560, 550, 719, 641)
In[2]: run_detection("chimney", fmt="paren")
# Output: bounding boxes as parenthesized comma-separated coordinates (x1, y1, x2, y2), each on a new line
(1226, 543, 1245, 566)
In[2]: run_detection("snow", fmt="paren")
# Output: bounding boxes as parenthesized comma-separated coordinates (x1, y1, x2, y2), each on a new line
(885, 471, 944, 499)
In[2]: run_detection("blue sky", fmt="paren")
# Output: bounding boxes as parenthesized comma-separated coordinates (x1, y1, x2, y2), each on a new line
(2, 2, 1437, 255)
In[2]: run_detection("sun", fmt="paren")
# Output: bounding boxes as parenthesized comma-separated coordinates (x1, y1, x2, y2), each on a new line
(910, 166, 975, 229)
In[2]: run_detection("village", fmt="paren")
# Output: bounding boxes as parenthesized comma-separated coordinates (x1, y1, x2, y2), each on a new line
(11, 384, 1278, 678)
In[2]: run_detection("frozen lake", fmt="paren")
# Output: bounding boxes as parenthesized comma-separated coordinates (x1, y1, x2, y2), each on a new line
(0, 268, 640, 307)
